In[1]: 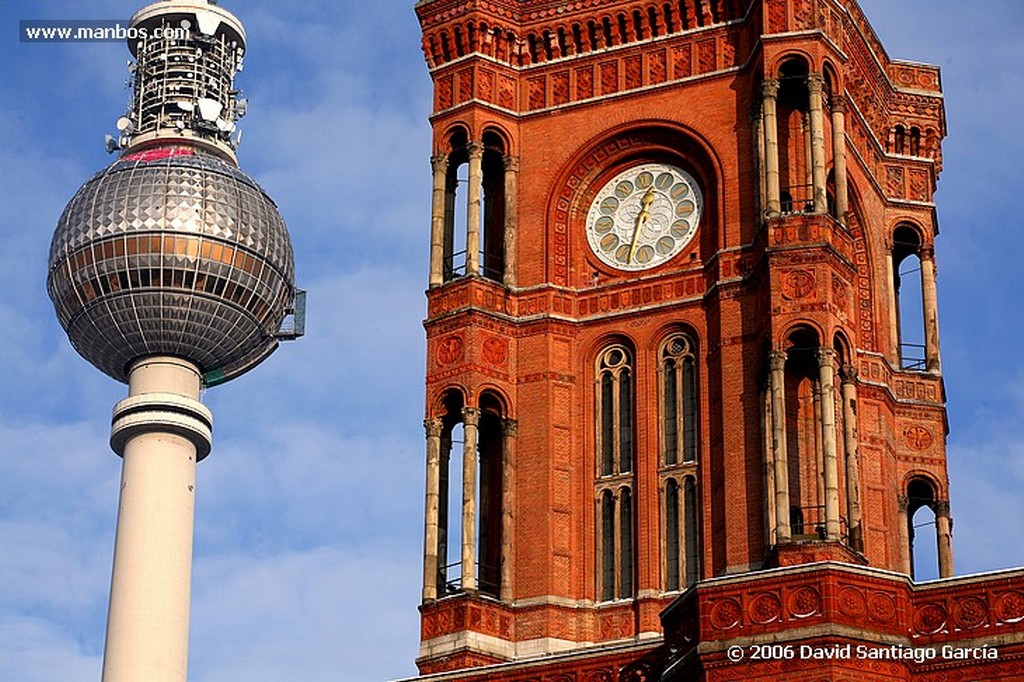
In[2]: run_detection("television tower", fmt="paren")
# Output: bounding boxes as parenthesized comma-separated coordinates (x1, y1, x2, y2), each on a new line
(46, 2, 302, 680)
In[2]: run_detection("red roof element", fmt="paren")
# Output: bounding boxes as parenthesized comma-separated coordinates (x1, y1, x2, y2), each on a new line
(122, 146, 196, 162)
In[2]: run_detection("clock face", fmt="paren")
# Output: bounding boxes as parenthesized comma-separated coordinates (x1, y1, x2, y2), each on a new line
(585, 163, 702, 271)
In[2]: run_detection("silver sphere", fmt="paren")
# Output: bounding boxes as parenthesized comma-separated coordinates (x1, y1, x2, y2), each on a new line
(48, 147, 295, 384)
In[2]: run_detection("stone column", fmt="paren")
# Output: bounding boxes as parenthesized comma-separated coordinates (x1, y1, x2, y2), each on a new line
(762, 387, 776, 546)
(461, 407, 480, 590)
(465, 142, 483, 277)
(768, 350, 791, 543)
(831, 95, 849, 221)
(500, 419, 517, 601)
(885, 239, 901, 362)
(429, 154, 448, 287)
(817, 348, 841, 540)
(761, 80, 782, 217)
(807, 74, 828, 214)
(422, 417, 444, 601)
(935, 500, 954, 578)
(502, 155, 519, 288)
(920, 246, 942, 373)
(104, 357, 212, 682)
(897, 494, 912, 575)
(840, 365, 863, 552)
(753, 107, 767, 220)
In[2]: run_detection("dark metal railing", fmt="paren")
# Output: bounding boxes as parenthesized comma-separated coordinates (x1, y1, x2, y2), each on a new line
(790, 504, 849, 544)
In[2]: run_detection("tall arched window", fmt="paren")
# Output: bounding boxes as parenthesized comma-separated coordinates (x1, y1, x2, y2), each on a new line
(661, 334, 698, 465)
(596, 344, 634, 600)
(892, 224, 926, 370)
(660, 333, 700, 591)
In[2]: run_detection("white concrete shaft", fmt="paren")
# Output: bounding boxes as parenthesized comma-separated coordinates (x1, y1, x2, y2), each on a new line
(103, 357, 207, 682)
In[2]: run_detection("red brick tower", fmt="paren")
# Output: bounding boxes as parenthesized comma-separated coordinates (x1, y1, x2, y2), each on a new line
(407, 1, 1014, 680)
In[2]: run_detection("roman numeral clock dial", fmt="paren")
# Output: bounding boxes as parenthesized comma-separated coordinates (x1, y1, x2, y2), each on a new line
(586, 163, 703, 271)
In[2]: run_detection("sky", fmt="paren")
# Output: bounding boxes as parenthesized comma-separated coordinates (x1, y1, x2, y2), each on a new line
(1, 1, 1022, 680)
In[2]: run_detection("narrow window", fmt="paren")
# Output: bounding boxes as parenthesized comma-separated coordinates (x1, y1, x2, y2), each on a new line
(661, 334, 699, 465)
(684, 477, 699, 586)
(601, 490, 616, 601)
(596, 344, 635, 601)
(665, 479, 681, 590)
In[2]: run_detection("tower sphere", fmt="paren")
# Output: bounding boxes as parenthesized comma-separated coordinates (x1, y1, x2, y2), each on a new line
(48, 148, 295, 385)
(46, 0, 295, 385)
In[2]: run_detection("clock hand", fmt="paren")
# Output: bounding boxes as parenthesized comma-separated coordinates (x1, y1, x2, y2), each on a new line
(628, 186, 656, 263)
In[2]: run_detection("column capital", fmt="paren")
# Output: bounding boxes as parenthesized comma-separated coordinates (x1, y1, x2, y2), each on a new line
(815, 347, 836, 368)
(807, 72, 825, 94)
(768, 349, 788, 371)
(761, 79, 780, 100)
(831, 94, 848, 113)
(430, 153, 449, 173)
(503, 154, 520, 173)
(840, 364, 859, 384)
(919, 245, 936, 262)
(934, 499, 951, 517)
(462, 406, 480, 426)
(424, 417, 444, 438)
(897, 494, 910, 513)
(502, 418, 518, 437)
(466, 141, 484, 159)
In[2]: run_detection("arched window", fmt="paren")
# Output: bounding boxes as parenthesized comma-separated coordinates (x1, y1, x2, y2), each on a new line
(480, 131, 506, 282)
(597, 345, 634, 476)
(596, 344, 634, 600)
(664, 475, 700, 590)
(430, 389, 506, 599)
(906, 478, 938, 581)
(660, 333, 700, 591)
(892, 224, 926, 370)
(661, 334, 698, 465)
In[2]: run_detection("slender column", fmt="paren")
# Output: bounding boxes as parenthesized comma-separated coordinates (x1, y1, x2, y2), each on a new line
(840, 366, 863, 552)
(807, 74, 828, 214)
(422, 418, 444, 601)
(429, 154, 449, 287)
(762, 80, 782, 217)
(897, 494, 912, 575)
(762, 387, 776, 545)
(500, 419, 517, 601)
(831, 95, 849, 221)
(816, 349, 840, 540)
(885, 239, 901, 362)
(465, 142, 483, 276)
(920, 246, 942, 373)
(768, 350, 791, 543)
(104, 357, 212, 682)
(502, 155, 519, 288)
(753, 108, 767, 219)
(461, 407, 480, 590)
(803, 115, 814, 207)
(934, 500, 954, 578)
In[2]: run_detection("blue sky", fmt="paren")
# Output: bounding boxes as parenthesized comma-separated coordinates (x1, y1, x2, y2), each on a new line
(1, 1, 1022, 680)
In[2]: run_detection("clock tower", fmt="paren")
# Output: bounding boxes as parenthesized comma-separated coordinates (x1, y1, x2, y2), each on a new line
(409, 0, 969, 679)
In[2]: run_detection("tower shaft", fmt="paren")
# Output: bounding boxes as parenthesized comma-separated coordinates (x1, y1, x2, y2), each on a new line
(104, 357, 211, 682)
